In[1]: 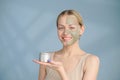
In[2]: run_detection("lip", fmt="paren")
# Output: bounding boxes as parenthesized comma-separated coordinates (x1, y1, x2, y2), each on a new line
(62, 36, 72, 41)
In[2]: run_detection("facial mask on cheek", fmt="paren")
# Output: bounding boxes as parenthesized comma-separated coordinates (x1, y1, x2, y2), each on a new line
(65, 29, 80, 46)
(64, 16, 80, 46)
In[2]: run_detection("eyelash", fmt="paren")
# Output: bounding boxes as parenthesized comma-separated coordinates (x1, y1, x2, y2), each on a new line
(58, 27, 64, 30)
(69, 27, 75, 29)
(57, 26, 76, 30)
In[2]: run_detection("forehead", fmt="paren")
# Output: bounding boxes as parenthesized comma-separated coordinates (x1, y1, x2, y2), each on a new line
(58, 15, 78, 24)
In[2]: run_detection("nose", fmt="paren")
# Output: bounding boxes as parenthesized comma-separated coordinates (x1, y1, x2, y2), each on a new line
(63, 29, 69, 35)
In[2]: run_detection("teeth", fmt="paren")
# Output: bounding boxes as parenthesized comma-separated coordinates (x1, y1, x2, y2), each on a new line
(64, 38, 70, 39)
(63, 37, 71, 40)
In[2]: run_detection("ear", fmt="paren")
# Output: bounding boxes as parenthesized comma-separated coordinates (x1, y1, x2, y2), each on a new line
(80, 26, 85, 36)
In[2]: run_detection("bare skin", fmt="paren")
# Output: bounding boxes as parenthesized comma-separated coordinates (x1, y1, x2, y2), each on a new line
(33, 15, 100, 80)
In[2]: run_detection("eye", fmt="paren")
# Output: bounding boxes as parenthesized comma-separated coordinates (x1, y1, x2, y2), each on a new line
(58, 27, 64, 30)
(57, 26, 64, 30)
(69, 25, 76, 30)
(69, 26, 75, 29)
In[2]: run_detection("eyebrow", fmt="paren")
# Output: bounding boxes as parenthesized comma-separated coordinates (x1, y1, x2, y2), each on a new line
(58, 24, 65, 27)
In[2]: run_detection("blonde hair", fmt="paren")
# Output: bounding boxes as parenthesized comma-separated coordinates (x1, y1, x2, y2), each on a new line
(56, 10, 83, 27)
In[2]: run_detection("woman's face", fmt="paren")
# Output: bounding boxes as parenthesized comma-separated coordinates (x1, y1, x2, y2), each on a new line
(57, 15, 81, 46)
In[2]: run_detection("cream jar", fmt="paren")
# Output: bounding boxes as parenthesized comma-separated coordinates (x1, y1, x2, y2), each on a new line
(39, 52, 51, 62)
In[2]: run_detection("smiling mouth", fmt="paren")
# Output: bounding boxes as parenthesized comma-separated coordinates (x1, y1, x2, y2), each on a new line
(62, 37, 72, 41)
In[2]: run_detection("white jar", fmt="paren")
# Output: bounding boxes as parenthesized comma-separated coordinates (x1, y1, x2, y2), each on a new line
(39, 52, 51, 62)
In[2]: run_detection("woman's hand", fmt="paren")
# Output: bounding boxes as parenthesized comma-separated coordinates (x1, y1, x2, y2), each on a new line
(33, 59, 64, 72)
(33, 59, 69, 80)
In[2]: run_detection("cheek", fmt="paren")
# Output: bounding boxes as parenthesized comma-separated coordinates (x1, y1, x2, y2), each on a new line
(72, 32, 79, 37)
(71, 30, 80, 39)
(57, 31, 62, 38)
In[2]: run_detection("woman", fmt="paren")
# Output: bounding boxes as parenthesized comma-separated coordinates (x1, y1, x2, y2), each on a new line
(33, 9, 100, 80)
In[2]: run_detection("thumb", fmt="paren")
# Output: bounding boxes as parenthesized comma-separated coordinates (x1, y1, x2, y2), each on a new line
(48, 60, 58, 64)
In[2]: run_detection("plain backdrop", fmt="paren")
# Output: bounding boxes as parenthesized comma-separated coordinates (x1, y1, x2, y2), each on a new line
(0, 0, 120, 80)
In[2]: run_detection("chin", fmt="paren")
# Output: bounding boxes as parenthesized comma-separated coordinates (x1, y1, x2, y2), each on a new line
(62, 42, 72, 47)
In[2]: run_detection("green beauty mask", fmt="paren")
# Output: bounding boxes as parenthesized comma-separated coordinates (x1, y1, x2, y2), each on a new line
(66, 16, 76, 25)
(64, 28, 80, 46)
(64, 16, 80, 46)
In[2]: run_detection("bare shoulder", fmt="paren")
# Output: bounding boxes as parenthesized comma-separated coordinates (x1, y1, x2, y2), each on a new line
(82, 53, 100, 80)
(85, 53, 100, 68)
(49, 50, 61, 60)
(87, 54, 100, 62)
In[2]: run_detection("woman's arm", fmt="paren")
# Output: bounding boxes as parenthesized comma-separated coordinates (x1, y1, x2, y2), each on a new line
(33, 60, 69, 80)
(83, 55, 100, 80)
(38, 65, 46, 80)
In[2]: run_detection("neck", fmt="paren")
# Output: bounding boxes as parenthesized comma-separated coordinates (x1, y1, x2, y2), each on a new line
(61, 42, 83, 57)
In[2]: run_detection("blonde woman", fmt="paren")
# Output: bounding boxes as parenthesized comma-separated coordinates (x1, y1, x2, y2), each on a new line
(33, 9, 100, 80)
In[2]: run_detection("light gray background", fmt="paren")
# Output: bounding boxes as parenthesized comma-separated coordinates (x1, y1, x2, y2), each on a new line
(0, 0, 120, 80)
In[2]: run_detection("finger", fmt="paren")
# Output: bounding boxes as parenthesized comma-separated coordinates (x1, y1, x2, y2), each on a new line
(49, 60, 57, 64)
(33, 59, 51, 66)
(32, 59, 41, 63)
(49, 61, 61, 66)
